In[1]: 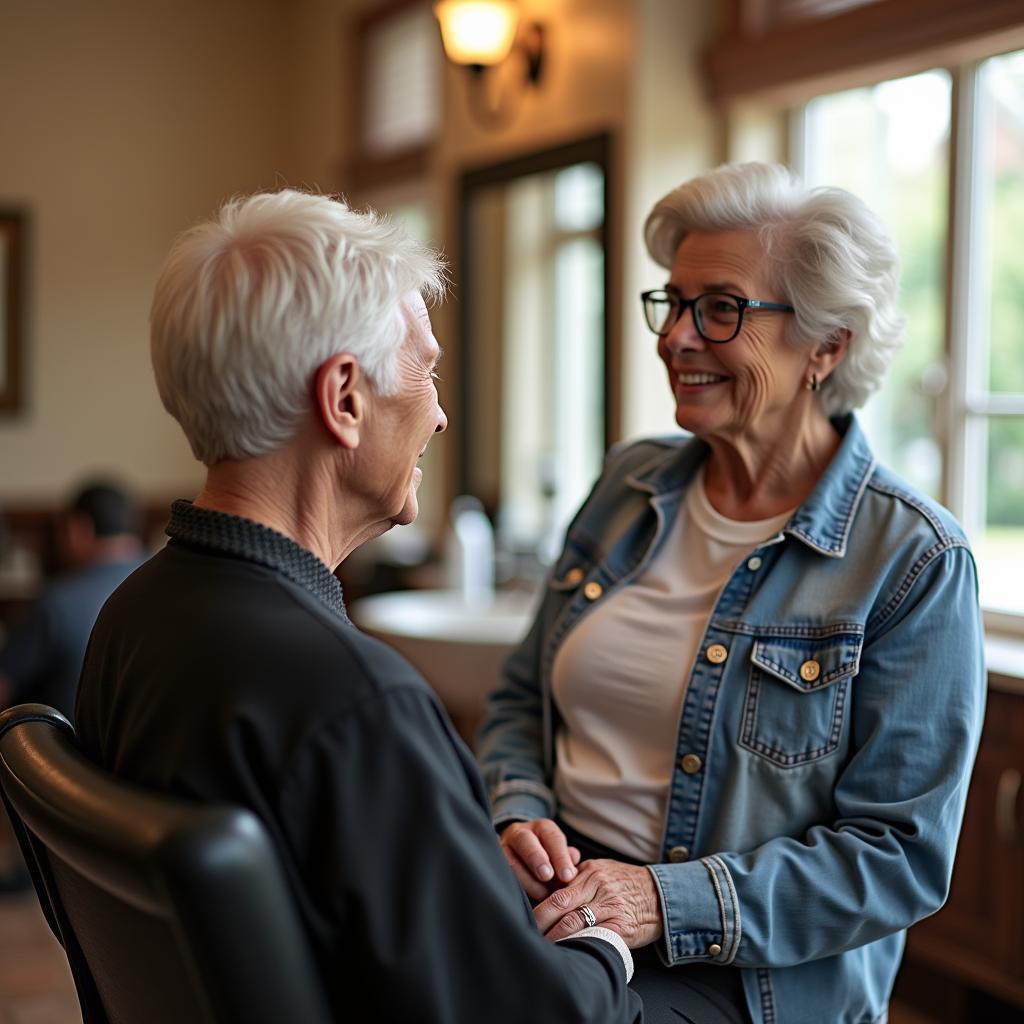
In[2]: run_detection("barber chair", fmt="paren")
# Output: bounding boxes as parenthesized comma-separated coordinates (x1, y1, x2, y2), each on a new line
(0, 703, 332, 1024)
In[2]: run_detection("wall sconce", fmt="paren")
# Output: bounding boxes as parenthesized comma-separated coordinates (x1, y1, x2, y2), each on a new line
(434, 1, 545, 129)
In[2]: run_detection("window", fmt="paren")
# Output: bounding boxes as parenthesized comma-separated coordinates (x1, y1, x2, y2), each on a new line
(798, 49, 1024, 626)
(803, 70, 950, 499)
(361, 3, 439, 158)
(496, 161, 606, 562)
(348, 1, 440, 191)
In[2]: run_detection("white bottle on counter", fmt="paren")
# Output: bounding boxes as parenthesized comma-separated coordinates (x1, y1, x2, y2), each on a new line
(445, 495, 495, 606)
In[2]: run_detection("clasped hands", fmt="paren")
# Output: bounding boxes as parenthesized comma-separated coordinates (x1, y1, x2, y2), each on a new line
(500, 819, 663, 949)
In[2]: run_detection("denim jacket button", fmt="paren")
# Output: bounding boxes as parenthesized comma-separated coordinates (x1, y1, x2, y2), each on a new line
(564, 567, 584, 586)
(747, 556, 763, 570)
(680, 753, 702, 774)
(799, 659, 822, 682)
(706, 643, 728, 664)
(707, 943, 722, 957)
(583, 581, 603, 601)
(667, 845, 690, 863)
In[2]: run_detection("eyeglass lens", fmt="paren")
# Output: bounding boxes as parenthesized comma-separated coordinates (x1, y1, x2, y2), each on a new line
(644, 293, 741, 341)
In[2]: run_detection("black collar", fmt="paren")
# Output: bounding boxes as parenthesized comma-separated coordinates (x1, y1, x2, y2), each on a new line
(166, 500, 349, 621)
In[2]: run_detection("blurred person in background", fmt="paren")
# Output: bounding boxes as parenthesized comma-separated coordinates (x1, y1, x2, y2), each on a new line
(0, 479, 144, 890)
(0, 480, 144, 719)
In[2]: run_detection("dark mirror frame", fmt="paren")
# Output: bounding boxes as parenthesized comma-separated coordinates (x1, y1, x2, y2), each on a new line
(0, 209, 26, 414)
(455, 132, 614, 502)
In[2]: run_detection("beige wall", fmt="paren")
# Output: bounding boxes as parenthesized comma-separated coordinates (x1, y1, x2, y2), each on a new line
(0, 0, 724, 523)
(0, 0, 291, 501)
(424, 0, 725, 448)
(621, 0, 724, 441)
(277, 0, 356, 192)
(434, 0, 633, 170)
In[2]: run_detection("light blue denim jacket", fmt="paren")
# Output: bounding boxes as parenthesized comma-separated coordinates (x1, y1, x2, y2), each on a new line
(477, 416, 985, 1024)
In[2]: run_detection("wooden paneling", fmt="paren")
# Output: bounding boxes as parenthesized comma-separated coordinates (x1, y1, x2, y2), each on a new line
(905, 687, 1024, 1010)
(704, 0, 1024, 105)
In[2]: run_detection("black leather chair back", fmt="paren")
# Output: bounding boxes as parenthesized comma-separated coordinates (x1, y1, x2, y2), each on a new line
(0, 704, 333, 1024)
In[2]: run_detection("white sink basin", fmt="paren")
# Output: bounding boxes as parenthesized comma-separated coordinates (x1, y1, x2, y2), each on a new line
(352, 588, 536, 644)
(350, 588, 539, 746)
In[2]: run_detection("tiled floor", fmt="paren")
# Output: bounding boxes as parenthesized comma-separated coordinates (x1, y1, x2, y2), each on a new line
(0, 885, 940, 1024)
(0, 891, 78, 1024)
(891, 1006, 941, 1024)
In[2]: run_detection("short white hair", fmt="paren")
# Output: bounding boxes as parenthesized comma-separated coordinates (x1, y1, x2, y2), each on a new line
(150, 189, 446, 465)
(643, 162, 905, 414)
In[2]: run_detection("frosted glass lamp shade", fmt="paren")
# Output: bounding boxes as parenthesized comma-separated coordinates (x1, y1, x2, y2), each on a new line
(434, 0, 520, 66)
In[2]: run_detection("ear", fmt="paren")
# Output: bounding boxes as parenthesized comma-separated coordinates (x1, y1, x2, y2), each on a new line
(313, 352, 364, 449)
(812, 328, 851, 383)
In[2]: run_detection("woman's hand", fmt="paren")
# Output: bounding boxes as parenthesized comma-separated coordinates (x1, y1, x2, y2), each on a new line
(532, 858, 664, 949)
(499, 819, 582, 900)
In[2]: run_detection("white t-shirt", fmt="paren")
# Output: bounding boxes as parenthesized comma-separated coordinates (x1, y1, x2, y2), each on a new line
(552, 468, 793, 862)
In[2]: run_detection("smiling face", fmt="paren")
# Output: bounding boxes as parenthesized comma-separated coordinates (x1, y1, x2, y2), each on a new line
(658, 228, 810, 446)
(361, 293, 447, 527)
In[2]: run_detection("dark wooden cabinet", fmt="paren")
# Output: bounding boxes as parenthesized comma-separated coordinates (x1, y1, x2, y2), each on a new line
(903, 684, 1024, 1011)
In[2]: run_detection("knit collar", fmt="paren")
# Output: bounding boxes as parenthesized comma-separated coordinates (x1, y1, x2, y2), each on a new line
(166, 499, 349, 621)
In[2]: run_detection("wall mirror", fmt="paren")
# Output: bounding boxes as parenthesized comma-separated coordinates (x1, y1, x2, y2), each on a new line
(456, 134, 612, 568)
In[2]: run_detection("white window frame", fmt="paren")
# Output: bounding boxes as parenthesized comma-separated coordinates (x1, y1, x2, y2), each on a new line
(791, 50, 1024, 637)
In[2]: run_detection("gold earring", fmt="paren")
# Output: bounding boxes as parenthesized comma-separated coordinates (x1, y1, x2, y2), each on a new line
(804, 372, 820, 392)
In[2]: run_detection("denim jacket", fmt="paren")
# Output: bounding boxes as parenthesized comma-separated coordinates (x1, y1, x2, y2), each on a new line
(477, 416, 986, 1024)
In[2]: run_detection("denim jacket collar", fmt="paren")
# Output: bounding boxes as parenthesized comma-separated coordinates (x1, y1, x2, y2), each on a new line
(624, 414, 877, 560)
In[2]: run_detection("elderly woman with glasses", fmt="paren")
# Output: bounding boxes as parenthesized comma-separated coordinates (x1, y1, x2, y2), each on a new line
(476, 162, 985, 1024)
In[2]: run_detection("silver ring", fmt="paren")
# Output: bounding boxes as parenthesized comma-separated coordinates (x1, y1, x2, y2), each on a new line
(579, 904, 597, 929)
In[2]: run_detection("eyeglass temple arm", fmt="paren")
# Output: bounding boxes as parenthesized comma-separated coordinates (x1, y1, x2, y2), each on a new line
(745, 299, 795, 312)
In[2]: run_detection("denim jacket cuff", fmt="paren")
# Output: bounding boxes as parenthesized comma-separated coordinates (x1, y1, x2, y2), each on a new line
(489, 781, 555, 825)
(648, 855, 740, 965)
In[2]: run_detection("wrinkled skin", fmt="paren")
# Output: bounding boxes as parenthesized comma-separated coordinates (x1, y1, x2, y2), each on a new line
(500, 820, 662, 949)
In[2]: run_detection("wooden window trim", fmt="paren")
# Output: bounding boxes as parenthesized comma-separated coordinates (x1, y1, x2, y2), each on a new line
(346, 147, 433, 192)
(704, 0, 1024, 106)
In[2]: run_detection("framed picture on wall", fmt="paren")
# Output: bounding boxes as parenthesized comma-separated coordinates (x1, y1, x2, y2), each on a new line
(0, 209, 25, 413)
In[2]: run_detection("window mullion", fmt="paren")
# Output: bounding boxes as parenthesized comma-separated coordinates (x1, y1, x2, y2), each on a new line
(787, 104, 808, 176)
(964, 395, 1024, 416)
(944, 60, 985, 533)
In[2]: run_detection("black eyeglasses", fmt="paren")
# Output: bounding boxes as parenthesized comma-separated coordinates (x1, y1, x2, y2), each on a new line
(640, 290, 795, 343)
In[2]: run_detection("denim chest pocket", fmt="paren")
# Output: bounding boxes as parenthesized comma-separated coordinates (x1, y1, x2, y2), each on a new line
(739, 632, 862, 768)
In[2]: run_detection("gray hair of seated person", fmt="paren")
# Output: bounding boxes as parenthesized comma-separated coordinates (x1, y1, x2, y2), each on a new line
(643, 162, 905, 415)
(150, 189, 446, 465)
